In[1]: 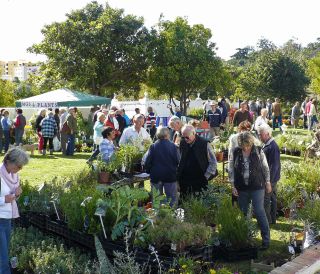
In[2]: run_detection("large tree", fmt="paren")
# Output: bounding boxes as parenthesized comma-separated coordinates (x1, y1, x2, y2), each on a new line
(238, 50, 309, 101)
(0, 80, 15, 106)
(147, 17, 229, 114)
(28, 1, 152, 96)
(308, 52, 320, 94)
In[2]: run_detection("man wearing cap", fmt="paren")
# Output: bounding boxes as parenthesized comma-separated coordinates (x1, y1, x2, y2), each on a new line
(206, 101, 222, 140)
(232, 101, 252, 128)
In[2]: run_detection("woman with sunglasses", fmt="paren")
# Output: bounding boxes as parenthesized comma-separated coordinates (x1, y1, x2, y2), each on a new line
(0, 147, 29, 273)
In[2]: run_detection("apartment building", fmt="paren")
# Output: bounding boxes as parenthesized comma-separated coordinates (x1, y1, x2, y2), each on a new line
(0, 60, 39, 81)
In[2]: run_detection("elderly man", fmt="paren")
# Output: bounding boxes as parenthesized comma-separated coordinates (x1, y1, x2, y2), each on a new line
(232, 101, 252, 128)
(177, 125, 217, 196)
(144, 126, 180, 206)
(168, 116, 183, 146)
(257, 124, 281, 225)
(119, 114, 151, 149)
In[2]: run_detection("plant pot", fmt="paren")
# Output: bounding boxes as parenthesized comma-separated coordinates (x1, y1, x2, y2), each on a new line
(215, 152, 224, 162)
(283, 208, 291, 218)
(98, 171, 111, 184)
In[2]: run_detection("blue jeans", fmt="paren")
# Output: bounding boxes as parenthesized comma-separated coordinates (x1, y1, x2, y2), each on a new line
(0, 131, 2, 153)
(309, 115, 318, 130)
(152, 181, 178, 207)
(3, 131, 10, 153)
(238, 189, 270, 245)
(272, 115, 282, 131)
(0, 219, 12, 274)
(66, 134, 75, 155)
(14, 129, 24, 146)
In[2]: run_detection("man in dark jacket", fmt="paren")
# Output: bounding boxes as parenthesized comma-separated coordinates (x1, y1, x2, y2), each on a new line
(257, 124, 281, 225)
(207, 101, 222, 140)
(144, 126, 180, 206)
(177, 125, 217, 197)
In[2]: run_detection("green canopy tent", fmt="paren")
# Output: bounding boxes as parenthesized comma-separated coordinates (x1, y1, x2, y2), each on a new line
(16, 88, 111, 108)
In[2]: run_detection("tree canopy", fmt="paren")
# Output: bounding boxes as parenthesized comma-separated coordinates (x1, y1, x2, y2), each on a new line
(28, 1, 152, 96)
(147, 17, 229, 114)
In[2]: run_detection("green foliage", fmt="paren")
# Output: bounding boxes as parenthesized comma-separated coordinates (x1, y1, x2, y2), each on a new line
(95, 235, 115, 274)
(0, 79, 16, 106)
(28, 2, 152, 96)
(10, 227, 98, 274)
(116, 144, 147, 172)
(278, 160, 320, 208)
(141, 212, 212, 250)
(60, 184, 103, 234)
(297, 199, 320, 231)
(307, 52, 320, 94)
(76, 110, 91, 137)
(18, 178, 64, 214)
(14, 82, 40, 100)
(147, 17, 229, 114)
(238, 51, 309, 102)
(187, 108, 204, 118)
(182, 196, 215, 226)
(216, 197, 255, 248)
(96, 185, 149, 240)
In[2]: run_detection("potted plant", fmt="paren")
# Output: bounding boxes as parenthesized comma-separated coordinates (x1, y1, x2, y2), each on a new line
(96, 155, 120, 184)
(215, 197, 258, 260)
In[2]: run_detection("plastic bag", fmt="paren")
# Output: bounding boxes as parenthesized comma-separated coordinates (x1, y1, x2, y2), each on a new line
(53, 136, 61, 151)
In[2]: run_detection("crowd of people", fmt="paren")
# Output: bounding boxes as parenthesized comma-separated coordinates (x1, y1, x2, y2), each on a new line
(86, 98, 284, 251)
(1, 96, 315, 253)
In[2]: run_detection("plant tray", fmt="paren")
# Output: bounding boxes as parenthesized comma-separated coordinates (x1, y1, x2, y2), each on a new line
(67, 229, 95, 250)
(14, 213, 31, 228)
(215, 246, 258, 261)
(28, 213, 48, 230)
(46, 219, 70, 238)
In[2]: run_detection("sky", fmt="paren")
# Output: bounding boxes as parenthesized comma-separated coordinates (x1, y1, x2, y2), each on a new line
(0, 0, 319, 62)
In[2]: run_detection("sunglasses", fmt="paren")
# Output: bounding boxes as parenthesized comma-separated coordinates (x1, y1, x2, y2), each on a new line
(181, 136, 191, 140)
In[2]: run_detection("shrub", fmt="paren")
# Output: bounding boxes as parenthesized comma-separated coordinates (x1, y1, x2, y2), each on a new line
(216, 197, 256, 249)
(10, 227, 98, 274)
(297, 198, 320, 231)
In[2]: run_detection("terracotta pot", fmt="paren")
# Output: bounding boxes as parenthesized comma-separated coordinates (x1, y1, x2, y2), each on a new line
(215, 152, 224, 162)
(98, 171, 111, 184)
(283, 208, 291, 218)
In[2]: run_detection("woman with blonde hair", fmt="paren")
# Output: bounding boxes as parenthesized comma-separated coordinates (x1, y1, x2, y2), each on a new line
(228, 131, 271, 250)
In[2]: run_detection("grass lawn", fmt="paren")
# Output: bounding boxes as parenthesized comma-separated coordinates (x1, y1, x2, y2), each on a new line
(0, 152, 91, 186)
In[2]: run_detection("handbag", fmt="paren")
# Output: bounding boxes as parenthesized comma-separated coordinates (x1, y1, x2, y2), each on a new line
(61, 121, 71, 134)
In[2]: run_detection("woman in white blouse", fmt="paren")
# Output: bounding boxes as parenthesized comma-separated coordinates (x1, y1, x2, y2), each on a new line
(0, 148, 29, 273)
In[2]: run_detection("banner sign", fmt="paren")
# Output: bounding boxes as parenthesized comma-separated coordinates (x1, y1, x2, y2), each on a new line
(20, 101, 58, 108)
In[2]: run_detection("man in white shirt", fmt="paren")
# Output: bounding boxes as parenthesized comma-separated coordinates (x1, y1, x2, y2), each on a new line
(119, 114, 151, 149)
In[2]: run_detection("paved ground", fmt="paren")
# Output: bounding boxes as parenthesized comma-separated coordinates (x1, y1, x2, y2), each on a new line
(271, 243, 320, 274)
